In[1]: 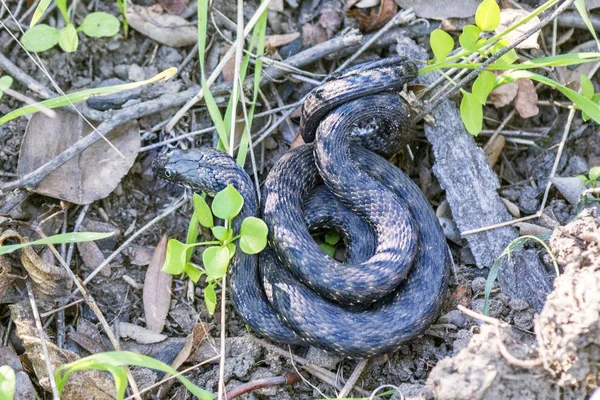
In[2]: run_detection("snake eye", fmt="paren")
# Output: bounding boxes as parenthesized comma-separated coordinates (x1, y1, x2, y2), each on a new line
(164, 168, 175, 178)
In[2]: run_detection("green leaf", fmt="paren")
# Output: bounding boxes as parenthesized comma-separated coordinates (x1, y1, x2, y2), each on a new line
(319, 243, 336, 258)
(80, 12, 120, 37)
(211, 226, 231, 242)
(575, 0, 600, 51)
(458, 24, 481, 51)
(472, 71, 496, 105)
(30, 0, 53, 27)
(460, 90, 483, 136)
(589, 166, 600, 181)
(581, 75, 594, 99)
(184, 263, 203, 283)
(239, 217, 268, 254)
(227, 243, 236, 259)
(58, 23, 78, 53)
(22, 24, 59, 52)
(0, 366, 16, 400)
(193, 193, 214, 228)
(54, 351, 215, 400)
(204, 282, 217, 314)
(476, 0, 500, 32)
(430, 29, 454, 61)
(324, 230, 340, 246)
(212, 185, 244, 220)
(0, 75, 13, 102)
(500, 70, 600, 125)
(491, 39, 518, 65)
(162, 239, 188, 275)
(0, 231, 115, 256)
(202, 246, 230, 278)
(185, 213, 199, 261)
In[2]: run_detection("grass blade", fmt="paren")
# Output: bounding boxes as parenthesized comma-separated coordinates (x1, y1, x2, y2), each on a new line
(0, 232, 115, 255)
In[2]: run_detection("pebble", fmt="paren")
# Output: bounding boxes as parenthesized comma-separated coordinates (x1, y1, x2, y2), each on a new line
(519, 186, 541, 214)
(509, 298, 529, 311)
(471, 277, 487, 294)
(440, 310, 467, 328)
(128, 64, 146, 82)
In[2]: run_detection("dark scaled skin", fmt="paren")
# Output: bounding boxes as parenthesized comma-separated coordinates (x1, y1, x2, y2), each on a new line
(152, 57, 451, 358)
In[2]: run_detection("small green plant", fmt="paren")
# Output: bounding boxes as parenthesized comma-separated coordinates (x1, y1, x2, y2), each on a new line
(425, 0, 600, 135)
(0, 75, 13, 102)
(163, 187, 268, 314)
(482, 233, 558, 315)
(55, 351, 214, 400)
(0, 366, 16, 400)
(317, 229, 341, 258)
(23, 0, 120, 53)
(577, 166, 600, 187)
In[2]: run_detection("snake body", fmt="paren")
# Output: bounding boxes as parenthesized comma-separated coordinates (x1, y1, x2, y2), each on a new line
(152, 58, 451, 358)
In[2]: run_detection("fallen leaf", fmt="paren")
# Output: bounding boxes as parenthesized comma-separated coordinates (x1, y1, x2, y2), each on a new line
(158, 0, 189, 14)
(10, 302, 115, 399)
(317, 2, 344, 36)
(0, 347, 37, 400)
(496, 9, 540, 49)
(143, 235, 172, 333)
(127, 4, 197, 47)
(515, 222, 552, 236)
(118, 321, 168, 344)
(550, 176, 587, 205)
(221, 45, 236, 82)
(0, 256, 20, 299)
(124, 245, 155, 266)
(68, 318, 109, 354)
(501, 197, 521, 218)
(489, 82, 518, 108)
(18, 109, 139, 205)
(396, 0, 480, 19)
(513, 78, 539, 118)
(347, 0, 397, 32)
(485, 134, 505, 167)
(265, 32, 301, 49)
(77, 241, 111, 277)
(302, 23, 328, 46)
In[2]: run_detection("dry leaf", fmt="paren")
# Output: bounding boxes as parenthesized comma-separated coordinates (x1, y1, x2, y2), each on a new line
(513, 78, 539, 118)
(496, 9, 540, 49)
(18, 109, 139, 205)
(501, 197, 521, 218)
(396, 0, 480, 19)
(302, 23, 328, 46)
(0, 256, 20, 299)
(77, 241, 111, 277)
(515, 222, 552, 236)
(143, 235, 172, 333)
(118, 321, 167, 344)
(10, 302, 115, 399)
(0, 346, 37, 400)
(265, 32, 301, 49)
(347, 0, 397, 32)
(127, 4, 198, 47)
(485, 134, 505, 167)
(489, 82, 518, 108)
(124, 245, 155, 266)
(0, 230, 72, 301)
(158, 0, 189, 14)
(68, 318, 109, 354)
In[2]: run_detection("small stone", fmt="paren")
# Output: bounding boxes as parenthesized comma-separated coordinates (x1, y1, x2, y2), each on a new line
(114, 64, 129, 80)
(509, 298, 529, 311)
(566, 155, 589, 176)
(471, 277, 487, 294)
(128, 64, 145, 82)
(441, 310, 468, 328)
(305, 346, 341, 369)
(512, 309, 535, 331)
(519, 186, 541, 214)
(156, 46, 183, 72)
(264, 136, 278, 150)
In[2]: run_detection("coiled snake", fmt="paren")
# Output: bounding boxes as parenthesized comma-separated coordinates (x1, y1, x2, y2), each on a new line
(152, 58, 451, 358)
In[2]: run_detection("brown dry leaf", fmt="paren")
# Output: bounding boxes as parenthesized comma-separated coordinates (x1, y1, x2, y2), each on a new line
(127, 4, 197, 47)
(0, 230, 71, 301)
(0, 346, 37, 400)
(221, 45, 236, 82)
(489, 82, 519, 108)
(347, 0, 397, 32)
(118, 322, 167, 344)
(158, 0, 188, 14)
(302, 23, 328, 46)
(0, 255, 20, 299)
(513, 78, 539, 118)
(143, 235, 172, 333)
(496, 9, 540, 49)
(265, 33, 301, 49)
(10, 302, 115, 399)
(124, 245, 155, 266)
(396, 0, 480, 19)
(68, 318, 108, 354)
(18, 109, 139, 205)
(485, 134, 505, 167)
(77, 241, 111, 277)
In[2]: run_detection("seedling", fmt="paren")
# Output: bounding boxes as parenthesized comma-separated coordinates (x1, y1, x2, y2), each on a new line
(577, 166, 600, 188)
(163, 187, 268, 314)
(0, 75, 13, 102)
(425, 0, 600, 135)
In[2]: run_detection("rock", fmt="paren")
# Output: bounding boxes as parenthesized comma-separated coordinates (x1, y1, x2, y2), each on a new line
(471, 277, 487, 294)
(440, 310, 467, 328)
(128, 64, 145, 82)
(304, 346, 341, 369)
(156, 46, 183, 72)
(519, 185, 541, 214)
(509, 298, 529, 311)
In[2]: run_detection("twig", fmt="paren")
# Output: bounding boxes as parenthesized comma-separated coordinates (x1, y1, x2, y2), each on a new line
(483, 109, 516, 152)
(415, 0, 577, 123)
(26, 280, 60, 400)
(225, 373, 301, 399)
(337, 359, 369, 398)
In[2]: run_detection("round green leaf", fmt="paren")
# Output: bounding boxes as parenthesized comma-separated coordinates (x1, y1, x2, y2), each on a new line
(184, 262, 203, 283)
(476, 0, 500, 32)
(163, 239, 188, 275)
(204, 282, 217, 314)
(581, 75, 594, 99)
(22, 24, 59, 52)
(80, 12, 120, 38)
(192, 193, 214, 227)
(430, 29, 454, 61)
(458, 25, 481, 51)
(491, 39, 518, 65)
(211, 226, 230, 242)
(212, 185, 244, 220)
(472, 71, 496, 105)
(227, 243, 236, 259)
(460, 90, 483, 136)
(202, 246, 230, 278)
(319, 243, 336, 258)
(239, 217, 268, 255)
(0, 366, 16, 400)
(58, 23, 78, 52)
(324, 230, 340, 246)
(589, 166, 600, 181)
(0, 76, 13, 102)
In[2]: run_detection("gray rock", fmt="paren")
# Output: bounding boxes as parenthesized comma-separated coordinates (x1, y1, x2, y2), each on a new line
(509, 297, 529, 311)
(305, 346, 341, 369)
(471, 276, 487, 294)
(440, 310, 467, 328)
(156, 46, 183, 71)
(519, 186, 541, 214)
(128, 64, 145, 82)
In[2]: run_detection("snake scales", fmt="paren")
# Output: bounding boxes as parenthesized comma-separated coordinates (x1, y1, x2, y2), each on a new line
(152, 57, 451, 358)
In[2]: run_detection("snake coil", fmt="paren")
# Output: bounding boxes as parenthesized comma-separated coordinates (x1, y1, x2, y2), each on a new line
(153, 58, 451, 358)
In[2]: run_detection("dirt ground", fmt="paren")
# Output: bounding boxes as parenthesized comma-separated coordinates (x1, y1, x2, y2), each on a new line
(1, 0, 600, 399)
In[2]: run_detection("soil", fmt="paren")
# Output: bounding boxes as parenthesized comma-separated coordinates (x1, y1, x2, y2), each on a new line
(1, 0, 600, 399)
